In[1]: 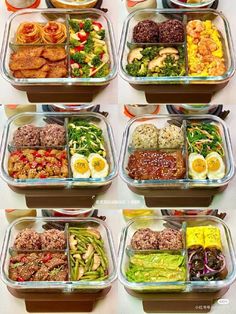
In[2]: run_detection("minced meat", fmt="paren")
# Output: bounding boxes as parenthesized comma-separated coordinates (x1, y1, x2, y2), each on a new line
(159, 19, 184, 43)
(13, 125, 40, 147)
(40, 124, 66, 146)
(133, 20, 159, 43)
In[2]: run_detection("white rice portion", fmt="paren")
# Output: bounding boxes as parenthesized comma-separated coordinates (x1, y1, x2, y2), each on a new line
(158, 124, 184, 148)
(132, 124, 159, 149)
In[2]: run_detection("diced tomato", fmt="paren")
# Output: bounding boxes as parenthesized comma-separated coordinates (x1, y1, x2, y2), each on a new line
(75, 45, 84, 52)
(77, 31, 89, 42)
(92, 21, 103, 29)
(11, 151, 22, 156)
(17, 277, 25, 282)
(42, 253, 52, 263)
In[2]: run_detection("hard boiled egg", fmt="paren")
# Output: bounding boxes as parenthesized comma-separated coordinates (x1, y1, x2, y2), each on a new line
(71, 154, 90, 178)
(189, 153, 207, 180)
(88, 153, 109, 178)
(206, 152, 225, 180)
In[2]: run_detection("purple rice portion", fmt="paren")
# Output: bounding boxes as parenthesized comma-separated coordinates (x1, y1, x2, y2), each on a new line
(159, 19, 184, 43)
(13, 125, 40, 147)
(133, 20, 159, 43)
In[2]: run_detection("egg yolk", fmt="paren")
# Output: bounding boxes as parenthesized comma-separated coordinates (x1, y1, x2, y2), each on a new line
(207, 157, 221, 172)
(192, 159, 206, 173)
(74, 159, 89, 174)
(91, 158, 105, 172)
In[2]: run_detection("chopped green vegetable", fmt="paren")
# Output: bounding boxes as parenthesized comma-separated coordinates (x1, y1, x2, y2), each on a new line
(93, 63, 110, 78)
(187, 122, 224, 157)
(68, 120, 106, 157)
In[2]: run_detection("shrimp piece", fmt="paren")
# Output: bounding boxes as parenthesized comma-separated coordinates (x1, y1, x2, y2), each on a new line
(187, 20, 204, 42)
(208, 58, 226, 76)
(198, 38, 218, 56)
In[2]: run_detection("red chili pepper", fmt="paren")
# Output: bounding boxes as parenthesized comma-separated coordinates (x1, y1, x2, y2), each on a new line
(79, 22, 84, 29)
(92, 21, 103, 29)
(42, 253, 52, 263)
(17, 277, 25, 282)
(75, 45, 84, 52)
(35, 153, 42, 157)
(12, 151, 22, 156)
(39, 174, 47, 179)
(20, 256, 28, 263)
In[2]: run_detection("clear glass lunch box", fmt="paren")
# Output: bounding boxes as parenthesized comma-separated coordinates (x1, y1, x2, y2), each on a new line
(119, 9, 235, 85)
(118, 215, 236, 292)
(0, 216, 117, 292)
(0, 112, 118, 188)
(119, 114, 235, 188)
(0, 8, 117, 86)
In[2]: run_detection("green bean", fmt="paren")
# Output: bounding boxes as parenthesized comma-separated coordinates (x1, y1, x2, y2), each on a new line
(74, 259, 79, 281)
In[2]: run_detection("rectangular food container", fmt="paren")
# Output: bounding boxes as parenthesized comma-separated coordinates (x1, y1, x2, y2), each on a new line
(0, 111, 117, 189)
(118, 215, 236, 293)
(119, 9, 235, 101)
(119, 114, 235, 189)
(0, 216, 117, 292)
(0, 8, 117, 100)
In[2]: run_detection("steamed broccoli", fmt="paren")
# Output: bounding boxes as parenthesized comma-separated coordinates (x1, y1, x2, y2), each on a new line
(126, 60, 142, 76)
(84, 36, 94, 53)
(69, 19, 80, 33)
(94, 63, 110, 78)
(141, 47, 159, 60)
(84, 19, 92, 32)
(72, 67, 81, 77)
(70, 38, 80, 47)
(81, 65, 91, 77)
(71, 52, 86, 64)
(91, 55, 102, 67)
(97, 29, 105, 40)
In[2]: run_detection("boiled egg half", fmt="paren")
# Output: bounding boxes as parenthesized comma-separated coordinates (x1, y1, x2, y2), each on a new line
(88, 153, 109, 178)
(189, 153, 207, 180)
(206, 152, 225, 180)
(71, 154, 91, 178)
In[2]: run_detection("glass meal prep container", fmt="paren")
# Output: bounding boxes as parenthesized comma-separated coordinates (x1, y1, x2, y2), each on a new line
(0, 111, 117, 189)
(118, 215, 236, 293)
(0, 216, 117, 292)
(119, 114, 235, 189)
(0, 8, 117, 89)
(50, 0, 98, 9)
(119, 9, 235, 85)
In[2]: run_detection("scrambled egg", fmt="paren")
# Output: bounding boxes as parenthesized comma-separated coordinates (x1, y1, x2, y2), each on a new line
(187, 20, 225, 76)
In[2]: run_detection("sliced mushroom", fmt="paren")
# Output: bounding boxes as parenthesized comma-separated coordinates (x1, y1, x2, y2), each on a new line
(87, 228, 101, 239)
(173, 54, 180, 61)
(92, 254, 101, 271)
(82, 244, 94, 261)
(127, 48, 143, 64)
(77, 266, 85, 280)
(148, 55, 167, 71)
(159, 48, 178, 56)
(69, 235, 77, 251)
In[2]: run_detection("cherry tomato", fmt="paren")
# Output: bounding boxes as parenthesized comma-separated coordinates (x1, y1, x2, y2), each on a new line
(92, 21, 103, 29)
(77, 31, 89, 42)
(75, 45, 84, 52)
(17, 277, 25, 282)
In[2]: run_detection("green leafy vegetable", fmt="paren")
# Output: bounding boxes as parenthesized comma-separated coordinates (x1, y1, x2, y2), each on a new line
(68, 120, 106, 157)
